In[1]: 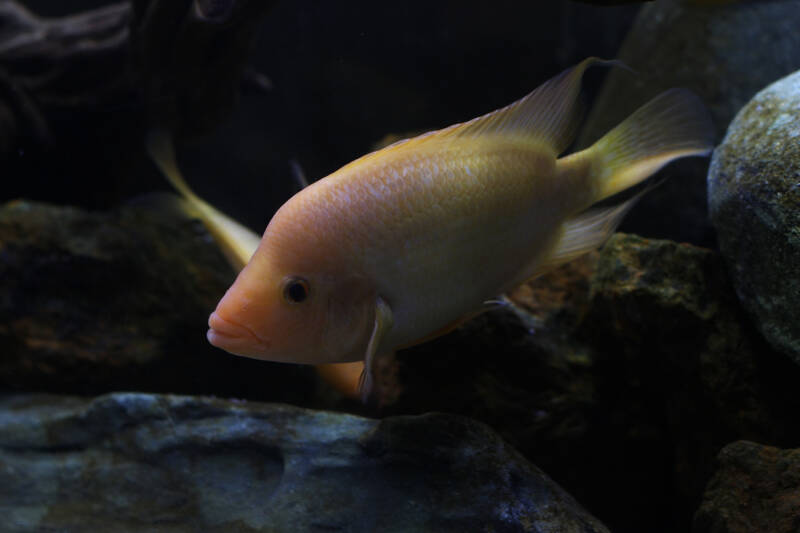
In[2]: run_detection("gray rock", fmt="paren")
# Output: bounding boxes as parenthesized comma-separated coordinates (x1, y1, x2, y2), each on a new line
(708, 70, 800, 365)
(693, 440, 800, 533)
(576, 234, 800, 524)
(0, 199, 316, 403)
(385, 234, 800, 533)
(576, 0, 800, 246)
(0, 392, 610, 533)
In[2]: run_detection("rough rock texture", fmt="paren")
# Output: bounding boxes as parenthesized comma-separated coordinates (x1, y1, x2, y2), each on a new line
(708, 70, 800, 365)
(0, 392, 610, 533)
(382, 234, 800, 533)
(4, 198, 799, 533)
(576, 0, 800, 246)
(0, 200, 316, 403)
(694, 441, 800, 533)
(576, 234, 800, 526)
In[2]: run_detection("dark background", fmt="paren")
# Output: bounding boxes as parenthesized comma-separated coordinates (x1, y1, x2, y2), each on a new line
(9, 0, 640, 233)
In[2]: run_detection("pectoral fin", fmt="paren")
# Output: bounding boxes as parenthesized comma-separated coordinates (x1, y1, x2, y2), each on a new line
(358, 296, 393, 403)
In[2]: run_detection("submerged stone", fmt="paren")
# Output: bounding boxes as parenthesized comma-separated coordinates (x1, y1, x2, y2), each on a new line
(0, 392, 610, 533)
(576, 0, 800, 246)
(385, 233, 800, 533)
(0, 199, 316, 403)
(708, 69, 800, 366)
(694, 441, 800, 533)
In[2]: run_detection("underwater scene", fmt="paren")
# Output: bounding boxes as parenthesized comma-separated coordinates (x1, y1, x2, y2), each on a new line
(1, 0, 799, 531)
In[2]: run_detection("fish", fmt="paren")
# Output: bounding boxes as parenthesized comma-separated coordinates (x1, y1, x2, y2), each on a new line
(195, 57, 713, 401)
(145, 133, 261, 272)
(146, 129, 368, 398)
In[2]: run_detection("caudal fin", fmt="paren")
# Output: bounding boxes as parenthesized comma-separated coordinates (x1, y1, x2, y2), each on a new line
(145, 129, 261, 270)
(590, 89, 714, 201)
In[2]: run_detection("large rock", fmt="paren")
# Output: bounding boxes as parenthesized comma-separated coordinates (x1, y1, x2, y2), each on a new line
(383, 234, 800, 533)
(0, 199, 316, 403)
(576, 0, 800, 246)
(4, 199, 799, 533)
(0, 392, 610, 533)
(708, 70, 800, 365)
(693, 441, 800, 533)
(576, 234, 800, 527)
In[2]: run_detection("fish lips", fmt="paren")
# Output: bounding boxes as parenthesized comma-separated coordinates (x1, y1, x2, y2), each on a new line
(207, 311, 272, 358)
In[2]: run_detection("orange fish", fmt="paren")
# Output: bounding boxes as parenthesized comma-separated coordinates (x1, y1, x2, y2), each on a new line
(147, 131, 365, 398)
(159, 58, 714, 400)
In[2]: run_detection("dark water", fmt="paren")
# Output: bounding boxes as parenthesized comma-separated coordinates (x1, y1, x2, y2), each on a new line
(8, 0, 637, 230)
(3, 2, 799, 533)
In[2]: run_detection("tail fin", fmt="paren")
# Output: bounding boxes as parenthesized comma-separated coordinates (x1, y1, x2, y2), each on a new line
(146, 129, 202, 204)
(145, 129, 261, 271)
(590, 89, 714, 201)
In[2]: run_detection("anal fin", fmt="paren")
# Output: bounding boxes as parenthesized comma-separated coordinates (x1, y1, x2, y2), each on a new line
(521, 190, 645, 283)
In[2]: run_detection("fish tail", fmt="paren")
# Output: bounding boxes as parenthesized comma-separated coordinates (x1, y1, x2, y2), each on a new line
(589, 89, 714, 201)
(145, 129, 261, 270)
(145, 129, 212, 207)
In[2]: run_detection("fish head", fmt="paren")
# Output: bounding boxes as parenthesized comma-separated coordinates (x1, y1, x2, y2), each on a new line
(207, 209, 375, 364)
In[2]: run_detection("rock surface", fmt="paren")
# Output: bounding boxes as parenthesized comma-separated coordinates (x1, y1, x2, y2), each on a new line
(576, 234, 800, 526)
(0, 392, 610, 533)
(694, 441, 800, 533)
(576, 0, 800, 246)
(0, 200, 316, 403)
(708, 69, 800, 365)
(382, 234, 800, 533)
(4, 199, 800, 533)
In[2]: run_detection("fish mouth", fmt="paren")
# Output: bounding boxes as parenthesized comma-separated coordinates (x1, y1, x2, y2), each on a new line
(207, 311, 271, 357)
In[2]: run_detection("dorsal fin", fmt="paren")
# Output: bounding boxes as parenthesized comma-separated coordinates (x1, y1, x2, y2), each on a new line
(441, 57, 623, 154)
(337, 58, 623, 173)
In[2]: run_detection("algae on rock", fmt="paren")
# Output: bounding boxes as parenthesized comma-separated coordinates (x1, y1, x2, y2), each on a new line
(708, 69, 800, 365)
(576, 0, 800, 246)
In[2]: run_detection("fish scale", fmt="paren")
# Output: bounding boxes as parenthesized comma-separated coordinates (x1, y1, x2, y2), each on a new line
(295, 140, 571, 349)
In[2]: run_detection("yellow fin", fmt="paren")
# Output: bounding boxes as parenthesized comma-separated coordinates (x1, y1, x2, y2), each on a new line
(522, 191, 645, 282)
(339, 58, 622, 171)
(145, 129, 261, 271)
(590, 89, 714, 202)
(443, 57, 623, 153)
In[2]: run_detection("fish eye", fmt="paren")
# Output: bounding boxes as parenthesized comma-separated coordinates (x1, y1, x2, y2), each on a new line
(282, 277, 310, 304)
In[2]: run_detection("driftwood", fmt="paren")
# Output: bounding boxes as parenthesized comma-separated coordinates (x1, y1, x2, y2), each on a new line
(0, 0, 274, 161)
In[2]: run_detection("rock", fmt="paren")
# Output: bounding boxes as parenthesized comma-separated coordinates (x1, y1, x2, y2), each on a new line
(708, 70, 800, 365)
(578, 234, 800, 527)
(0, 392, 610, 533)
(0, 199, 316, 403)
(382, 233, 800, 533)
(693, 441, 800, 533)
(576, 0, 800, 246)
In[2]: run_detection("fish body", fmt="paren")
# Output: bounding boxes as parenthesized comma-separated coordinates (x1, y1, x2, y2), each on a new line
(146, 130, 367, 397)
(204, 58, 714, 396)
(281, 138, 574, 354)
